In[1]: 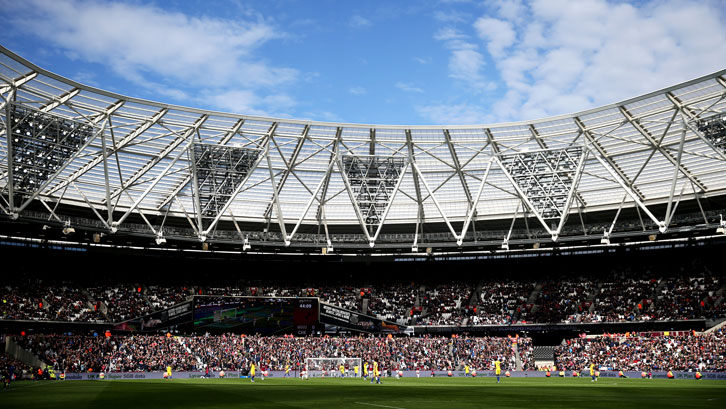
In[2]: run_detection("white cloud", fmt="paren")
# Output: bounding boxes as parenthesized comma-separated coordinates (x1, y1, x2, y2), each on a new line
(349, 15, 372, 28)
(349, 86, 367, 95)
(433, 10, 469, 24)
(395, 82, 424, 93)
(413, 56, 432, 65)
(434, 28, 494, 92)
(474, 17, 516, 58)
(473, 0, 726, 122)
(416, 103, 494, 125)
(205, 90, 297, 118)
(2, 0, 299, 115)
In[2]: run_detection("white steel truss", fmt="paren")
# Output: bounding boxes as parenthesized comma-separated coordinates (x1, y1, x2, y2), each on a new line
(497, 147, 586, 240)
(1, 45, 725, 250)
(340, 154, 407, 246)
(191, 143, 261, 224)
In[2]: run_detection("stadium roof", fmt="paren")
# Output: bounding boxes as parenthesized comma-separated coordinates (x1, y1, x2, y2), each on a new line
(1, 44, 725, 251)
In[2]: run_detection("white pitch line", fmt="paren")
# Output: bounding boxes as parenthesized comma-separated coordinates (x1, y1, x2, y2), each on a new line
(355, 402, 407, 409)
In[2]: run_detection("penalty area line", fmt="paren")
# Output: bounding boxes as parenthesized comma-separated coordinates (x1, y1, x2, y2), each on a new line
(356, 402, 407, 409)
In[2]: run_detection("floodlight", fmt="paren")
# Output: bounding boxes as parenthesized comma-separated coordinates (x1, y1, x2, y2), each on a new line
(600, 231, 610, 245)
(242, 238, 251, 251)
(411, 244, 418, 252)
(62, 222, 75, 235)
(717, 215, 726, 234)
(501, 239, 509, 250)
(155, 233, 166, 245)
(342, 155, 404, 235)
(192, 143, 260, 219)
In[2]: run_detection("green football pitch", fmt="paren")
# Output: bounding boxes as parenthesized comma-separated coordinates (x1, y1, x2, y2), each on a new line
(1, 377, 724, 408)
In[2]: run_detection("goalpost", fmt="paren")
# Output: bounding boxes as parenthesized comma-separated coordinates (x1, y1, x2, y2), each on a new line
(304, 357, 362, 378)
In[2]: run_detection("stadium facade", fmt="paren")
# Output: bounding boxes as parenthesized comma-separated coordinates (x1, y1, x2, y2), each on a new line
(1, 45, 725, 254)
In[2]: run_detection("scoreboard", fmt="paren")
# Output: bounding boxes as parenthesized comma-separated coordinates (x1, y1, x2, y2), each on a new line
(193, 296, 320, 335)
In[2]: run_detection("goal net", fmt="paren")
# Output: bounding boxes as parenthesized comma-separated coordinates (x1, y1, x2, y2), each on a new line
(304, 357, 362, 377)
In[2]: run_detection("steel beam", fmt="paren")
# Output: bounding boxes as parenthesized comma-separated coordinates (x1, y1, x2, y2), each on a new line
(39, 88, 80, 113)
(337, 156, 373, 244)
(264, 134, 289, 245)
(574, 117, 645, 201)
(45, 103, 156, 196)
(459, 160, 493, 245)
(619, 105, 706, 192)
(262, 125, 309, 222)
(4, 90, 15, 215)
(667, 92, 726, 162)
(15, 113, 111, 214)
(0, 72, 38, 104)
(412, 162, 459, 242)
(370, 162, 409, 244)
(664, 125, 687, 228)
(552, 148, 588, 239)
(443, 129, 473, 204)
(405, 130, 425, 242)
(105, 114, 208, 204)
(198, 123, 276, 239)
(155, 118, 245, 210)
(588, 145, 664, 231)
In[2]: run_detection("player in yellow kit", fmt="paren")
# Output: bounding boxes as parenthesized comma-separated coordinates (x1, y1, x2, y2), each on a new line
(590, 363, 597, 382)
(371, 361, 381, 384)
(354, 365, 359, 378)
(250, 362, 256, 383)
(363, 361, 369, 380)
(495, 358, 501, 384)
(166, 365, 172, 381)
(340, 364, 345, 378)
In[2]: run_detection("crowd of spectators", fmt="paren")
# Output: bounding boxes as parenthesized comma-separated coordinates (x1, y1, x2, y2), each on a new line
(13, 334, 533, 373)
(1, 353, 32, 379)
(526, 278, 594, 323)
(367, 283, 419, 324)
(87, 286, 152, 322)
(554, 331, 726, 372)
(418, 283, 472, 325)
(2, 272, 724, 325)
(146, 286, 192, 311)
(1, 284, 103, 322)
(474, 280, 535, 325)
(650, 275, 723, 321)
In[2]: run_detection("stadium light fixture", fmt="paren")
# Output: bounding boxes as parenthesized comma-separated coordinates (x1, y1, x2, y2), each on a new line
(155, 233, 166, 245)
(717, 214, 726, 235)
(600, 231, 610, 245)
(242, 237, 251, 251)
(62, 221, 75, 235)
(411, 244, 418, 252)
(501, 239, 509, 250)
(93, 233, 101, 243)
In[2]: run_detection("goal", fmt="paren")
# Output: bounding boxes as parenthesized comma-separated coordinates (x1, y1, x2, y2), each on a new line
(304, 357, 362, 378)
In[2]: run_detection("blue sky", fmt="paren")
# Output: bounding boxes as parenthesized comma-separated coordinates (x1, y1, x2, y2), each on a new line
(1, 0, 725, 125)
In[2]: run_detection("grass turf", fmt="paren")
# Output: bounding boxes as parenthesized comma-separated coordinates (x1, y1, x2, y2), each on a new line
(1, 377, 724, 408)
